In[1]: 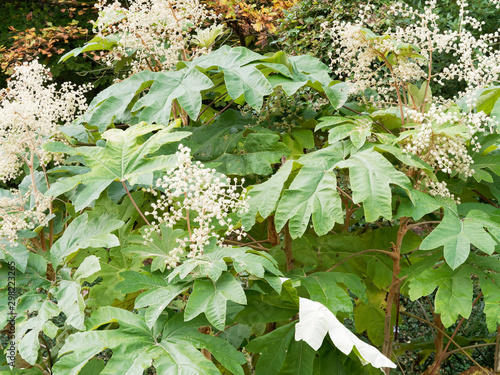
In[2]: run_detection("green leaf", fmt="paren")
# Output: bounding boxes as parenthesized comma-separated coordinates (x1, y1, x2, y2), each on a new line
(235, 282, 299, 324)
(0, 239, 29, 272)
(275, 145, 345, 238)
(318, 116, 373, 149)
(409, 265, 473, 327)
(192, 46, 272, 109)
(46, 123, 189, 210)
(72, 255, 101, 282)
(300, 272, 366, 314)
(185, 272, 247, 330)
(53, 308, 231, 375)
(479, 273, 500, 332)
(50, 213, 123, 264)
(17, 300, 60, 365)
(54, 280, 86, 330)
(81, 70, 157, 131)
(420, 210, 498, 269)
(396, 189, 441, 220)
(278, 339, 316, 375)
(132, 67, 213, 121)
(59, 36, 117, 62)
(134, 282, 189, 328)
(336, 148, 411, 222)
(246, 323, 296, 375)
(353, 286, 389, 347)
(195, 130, 290, 176)
(124, 225, 187, 273)
(241, 161, 295, 229)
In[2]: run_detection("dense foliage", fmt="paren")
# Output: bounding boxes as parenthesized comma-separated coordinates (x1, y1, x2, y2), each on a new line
(1, 0, 500, 374)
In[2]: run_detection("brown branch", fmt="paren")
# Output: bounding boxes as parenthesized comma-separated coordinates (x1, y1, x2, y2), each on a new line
(382, 218, 409, 365)
(399, 311, 489, 374)
(196, 92, 229, 121)
(336, 186, 361, 207)
(121, 181, 150, 226)
(429, 292, 485, 375)
(283, 223, 294, 271)
(204, 100, 235, 124)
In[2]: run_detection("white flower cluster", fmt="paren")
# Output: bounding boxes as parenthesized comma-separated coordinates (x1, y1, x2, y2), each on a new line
(323, 0, 500, 101)
(144, 145, 249, 268)
(0, 189, 52, 244)
(93, 0, 218, 74)
(402, 104, 495, 198)
(0, 60, 89, 183)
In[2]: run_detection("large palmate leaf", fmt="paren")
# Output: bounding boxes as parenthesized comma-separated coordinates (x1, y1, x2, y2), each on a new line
(80, 70, 157, 131)
(132, 67, 213, 122)
(45, 123, 190, 210)
(409, 265, 474, 327)
(191, 45, 272, 109)
(295, 298, 396, 371)
(336, 148, 411, 222)
(420, 209, 499, 269)
(184, 271, 247, 330)
(52, 308, 246, 375)
(50, 212, 124, 264)
(275, 145, 346, 238)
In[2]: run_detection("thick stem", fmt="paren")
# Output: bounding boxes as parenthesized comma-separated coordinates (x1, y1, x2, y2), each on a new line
(283, 223, 294, 271)
(382, 217, 409, 368)
(433, 314, 445, 364)
(121, 181, 151, 226)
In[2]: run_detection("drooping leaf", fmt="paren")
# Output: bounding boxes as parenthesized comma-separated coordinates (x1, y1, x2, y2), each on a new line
(240, 161, 296, 229)
(192, 45, 272, 109)
(17, 300, 60, 365)
(132, 67, 213, 121)
(80, 70, 157, 131)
